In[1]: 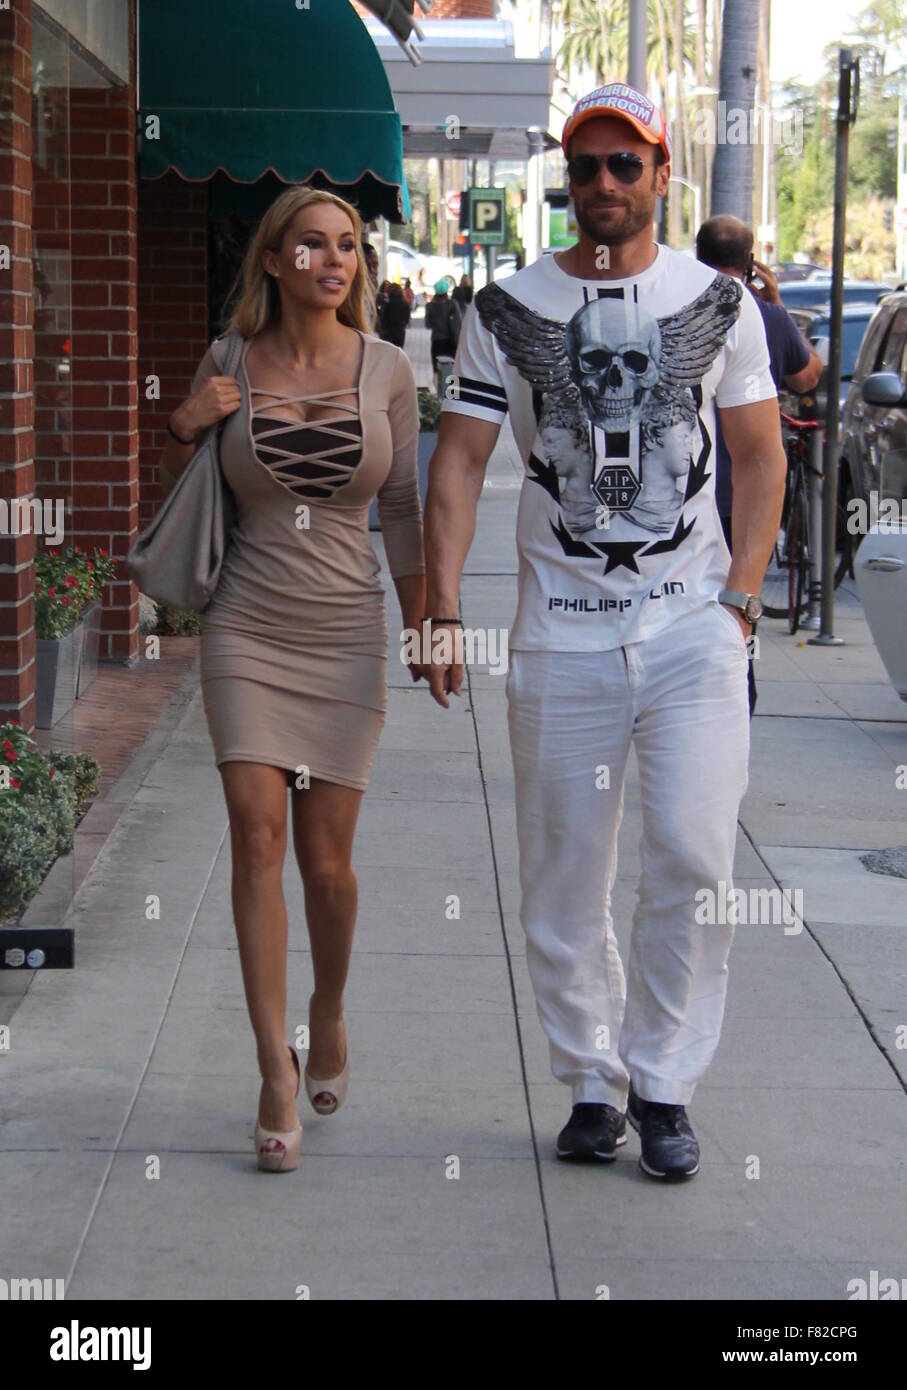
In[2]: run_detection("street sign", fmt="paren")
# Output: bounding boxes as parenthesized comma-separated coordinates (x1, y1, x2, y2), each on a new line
(465, 188, 505, 246)
(445, 190, 461, 221)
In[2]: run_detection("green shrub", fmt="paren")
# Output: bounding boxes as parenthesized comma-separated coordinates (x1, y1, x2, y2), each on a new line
(0, 723, 101, 923)
(35, 546, 117, 639)
(417, 387, 442, 433)
(154, 604, 201, 636)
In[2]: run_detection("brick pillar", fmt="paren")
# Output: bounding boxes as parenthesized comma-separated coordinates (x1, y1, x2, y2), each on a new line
(137, 174, 208, 533)
(0, 0, 35, 728)
(68, 25, 139, 665)
(353, 0, 496, 16)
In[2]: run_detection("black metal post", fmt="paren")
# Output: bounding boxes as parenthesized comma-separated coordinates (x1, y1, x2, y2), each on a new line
(811, 49, 858, 647)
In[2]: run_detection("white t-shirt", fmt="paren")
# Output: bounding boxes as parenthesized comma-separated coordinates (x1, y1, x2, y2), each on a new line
(442, 244, 776, 650)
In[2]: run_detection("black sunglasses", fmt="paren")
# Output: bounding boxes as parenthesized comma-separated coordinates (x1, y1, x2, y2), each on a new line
(567, 152, 656, 186)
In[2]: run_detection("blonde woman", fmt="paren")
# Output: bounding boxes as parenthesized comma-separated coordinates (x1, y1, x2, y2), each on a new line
(158, 189, 425, 1172)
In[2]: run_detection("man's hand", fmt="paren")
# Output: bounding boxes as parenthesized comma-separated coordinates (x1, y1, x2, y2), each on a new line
(722, 602, 753, 642)
(424, 621, 465, 709)
(748, 259, 781, 305)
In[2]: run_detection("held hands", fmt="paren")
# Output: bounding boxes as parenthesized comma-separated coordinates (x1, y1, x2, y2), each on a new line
(171, 376, 242, 442)
(424, 620, 464, 709)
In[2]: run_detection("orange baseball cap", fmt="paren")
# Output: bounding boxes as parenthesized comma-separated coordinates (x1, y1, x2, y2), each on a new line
(562, 83, 672, 163)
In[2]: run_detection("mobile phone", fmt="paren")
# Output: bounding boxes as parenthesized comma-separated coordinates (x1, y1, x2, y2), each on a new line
(745, 253, 755, 284)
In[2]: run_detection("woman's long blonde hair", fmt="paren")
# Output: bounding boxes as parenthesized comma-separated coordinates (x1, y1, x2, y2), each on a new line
(224, 187, 374, 338)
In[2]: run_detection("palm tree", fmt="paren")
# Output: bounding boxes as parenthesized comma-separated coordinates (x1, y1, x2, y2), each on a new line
(555, 1, 697, 204)
(556, 0, 661, 88)
(710, 0, 759, 221)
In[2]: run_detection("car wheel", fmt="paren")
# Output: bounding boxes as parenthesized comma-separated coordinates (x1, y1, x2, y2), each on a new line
(835, 464, 858, 585)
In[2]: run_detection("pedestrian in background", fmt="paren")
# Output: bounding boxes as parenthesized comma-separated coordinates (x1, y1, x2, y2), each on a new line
(378, 280, 412, 348)
(452, 274, 473, 310)
(424, 280, 462, 389)
(696, 215, 823, 716)
(362, 241, 380, 329)
(375, 277, 391, 323)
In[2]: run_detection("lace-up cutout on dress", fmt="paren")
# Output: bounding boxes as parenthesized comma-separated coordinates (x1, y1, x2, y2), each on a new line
(244, 333, 365, 500)
(249, 386, 364, 500)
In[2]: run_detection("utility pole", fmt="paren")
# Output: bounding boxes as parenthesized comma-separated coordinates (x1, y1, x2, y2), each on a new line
(628, 0, 646, 90)
(628, 0, 655, 233)
(811, 48, 859, 649)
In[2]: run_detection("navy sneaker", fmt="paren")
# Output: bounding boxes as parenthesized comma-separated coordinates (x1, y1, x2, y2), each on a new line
(627, 1084, 700, 1180)
(556, 1103, 627, 1163)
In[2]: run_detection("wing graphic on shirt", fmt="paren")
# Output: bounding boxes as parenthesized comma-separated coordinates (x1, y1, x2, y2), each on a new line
(473, 272, 743, 568)
(645, 273, 743, 436)
(473, 283, 598, 532)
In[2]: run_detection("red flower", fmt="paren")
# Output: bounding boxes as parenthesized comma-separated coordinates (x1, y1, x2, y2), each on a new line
(64, 575, 77, 588)
(61, 595, 70, 606)
(2, 740, 16, 761)
(35, 585, 43, 596)
(49, 764, 56, 779)
(74, 546, 82, 554)
(87, 561, 94, 572)
(99, 548, 109, 557)
(48, 586, 57, 597)
(10, 778, 20, 789)
(48, 549, 59, 557)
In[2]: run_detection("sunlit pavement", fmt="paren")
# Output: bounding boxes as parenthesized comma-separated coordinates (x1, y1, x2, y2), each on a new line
(1, 330, 905, 1299)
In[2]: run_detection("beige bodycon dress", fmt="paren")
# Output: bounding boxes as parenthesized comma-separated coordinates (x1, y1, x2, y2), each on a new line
(191, 330, 424, 791)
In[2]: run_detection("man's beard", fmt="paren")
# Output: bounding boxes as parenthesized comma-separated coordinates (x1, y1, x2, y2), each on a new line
(574, 187, 656, 246)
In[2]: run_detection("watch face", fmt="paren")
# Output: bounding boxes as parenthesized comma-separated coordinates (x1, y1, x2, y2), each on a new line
(744, 596, 763, 622)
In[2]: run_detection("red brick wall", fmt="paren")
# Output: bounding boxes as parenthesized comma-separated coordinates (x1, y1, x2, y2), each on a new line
(0, 0, 36, 727)
(136, 176, 209, 533)
(352, 0, 496, 19)
(68, 64, 139, 665)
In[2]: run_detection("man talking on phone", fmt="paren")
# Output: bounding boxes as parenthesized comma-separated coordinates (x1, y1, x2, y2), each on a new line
(696, 216, 823, 712)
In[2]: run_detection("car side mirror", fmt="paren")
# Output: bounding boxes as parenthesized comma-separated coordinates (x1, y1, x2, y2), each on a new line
(862, 372, 905, 407)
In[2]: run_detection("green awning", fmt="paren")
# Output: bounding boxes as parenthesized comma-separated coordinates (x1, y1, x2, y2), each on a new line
(137, 0, 411, 222)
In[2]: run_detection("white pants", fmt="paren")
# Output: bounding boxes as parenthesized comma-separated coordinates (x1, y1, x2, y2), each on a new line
(506, 601, 751, 1107)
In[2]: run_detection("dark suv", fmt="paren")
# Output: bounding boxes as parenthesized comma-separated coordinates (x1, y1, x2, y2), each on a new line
(840, 291, 907, 510)
(780, 302, 876, 423)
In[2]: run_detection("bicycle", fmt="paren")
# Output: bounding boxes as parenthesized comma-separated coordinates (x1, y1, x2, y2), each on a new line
(759, 410, 853, 633)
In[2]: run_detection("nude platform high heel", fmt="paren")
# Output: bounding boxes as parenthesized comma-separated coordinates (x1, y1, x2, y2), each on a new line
(254, 1045, 302, 1172)
(304, 1005, 350, 1115)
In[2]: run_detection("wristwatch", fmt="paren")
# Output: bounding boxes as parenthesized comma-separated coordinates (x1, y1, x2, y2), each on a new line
(719, 589, 763, 624)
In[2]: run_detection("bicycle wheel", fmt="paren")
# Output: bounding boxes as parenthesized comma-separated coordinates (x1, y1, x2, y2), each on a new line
(787, 482, 808, 634)
(761, 471, 794, 618)
(834, 466, 857, 588)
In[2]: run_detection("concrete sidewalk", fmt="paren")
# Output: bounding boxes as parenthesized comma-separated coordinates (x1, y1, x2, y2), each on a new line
(2, 409, 906, 1301)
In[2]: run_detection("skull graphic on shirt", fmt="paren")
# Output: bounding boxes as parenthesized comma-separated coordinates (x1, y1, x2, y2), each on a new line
(565, 298, 662, 433)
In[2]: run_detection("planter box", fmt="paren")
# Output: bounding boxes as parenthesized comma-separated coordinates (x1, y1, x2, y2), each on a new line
(35, 602, 101, 729)
(35, 626, 81, 729)
(76, 602, 102, 698)
(369, 430, 437, 532)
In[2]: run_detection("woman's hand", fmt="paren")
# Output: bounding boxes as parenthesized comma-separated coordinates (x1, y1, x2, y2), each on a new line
(171, 376, 242, 441)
